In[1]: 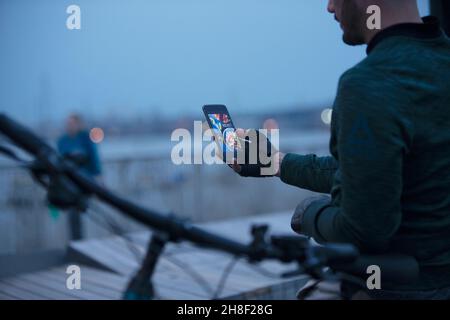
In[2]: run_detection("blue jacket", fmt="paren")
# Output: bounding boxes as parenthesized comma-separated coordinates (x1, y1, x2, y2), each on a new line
(57, 130, 101, 176)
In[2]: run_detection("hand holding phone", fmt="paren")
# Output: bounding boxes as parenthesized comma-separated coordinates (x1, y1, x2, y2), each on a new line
(203, 105, 279, 177)
(232, 128, 281, 177)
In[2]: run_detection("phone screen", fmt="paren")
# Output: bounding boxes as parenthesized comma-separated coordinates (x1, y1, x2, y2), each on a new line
(203, 106, 242, 161)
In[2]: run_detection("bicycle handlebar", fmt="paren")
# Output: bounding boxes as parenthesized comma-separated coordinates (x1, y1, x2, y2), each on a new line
(0, 114, 53, 156)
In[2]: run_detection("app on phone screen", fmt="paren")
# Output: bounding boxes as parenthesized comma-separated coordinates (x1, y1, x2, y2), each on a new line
(207, 113, 242, 157)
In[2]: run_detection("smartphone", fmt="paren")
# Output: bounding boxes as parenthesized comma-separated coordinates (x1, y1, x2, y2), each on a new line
(203, 105, 242, 162)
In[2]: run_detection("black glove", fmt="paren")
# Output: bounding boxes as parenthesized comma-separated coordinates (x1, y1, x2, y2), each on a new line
(234, 129, 278, 177)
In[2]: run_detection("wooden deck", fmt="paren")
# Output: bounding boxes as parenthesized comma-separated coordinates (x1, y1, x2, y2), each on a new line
(0, 211, 309, 300)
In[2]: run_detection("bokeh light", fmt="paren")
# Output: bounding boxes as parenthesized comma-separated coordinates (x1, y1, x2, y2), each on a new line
(321, 108, 333, 125)
(89, 127, 105, 143)
(263, 118, 279, 131)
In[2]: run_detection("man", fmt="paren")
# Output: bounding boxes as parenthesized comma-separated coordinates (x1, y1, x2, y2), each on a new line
(233, 0, 450, 299)
(57, 114, 102, 240)
(58, 114, 102, 178)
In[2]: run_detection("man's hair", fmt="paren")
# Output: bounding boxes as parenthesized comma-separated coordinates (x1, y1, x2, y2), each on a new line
(68, 113, 83, 124)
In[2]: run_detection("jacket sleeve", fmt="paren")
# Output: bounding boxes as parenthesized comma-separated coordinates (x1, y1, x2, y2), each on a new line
(298, 70, 414, 253)
(280, 153, 338, 194)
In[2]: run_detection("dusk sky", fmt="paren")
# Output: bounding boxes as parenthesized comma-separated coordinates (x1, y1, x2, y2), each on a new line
(0, 0, 429, 124)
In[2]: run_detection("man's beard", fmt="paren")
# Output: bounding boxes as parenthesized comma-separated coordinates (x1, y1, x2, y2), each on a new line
(341, 0, 367, 46)
(342, 29, 366, 46)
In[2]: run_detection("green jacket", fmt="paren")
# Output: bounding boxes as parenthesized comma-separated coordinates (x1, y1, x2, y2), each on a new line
(280, 17, 450, 290)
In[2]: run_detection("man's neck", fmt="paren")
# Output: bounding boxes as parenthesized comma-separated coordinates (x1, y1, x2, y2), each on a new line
(364, 7, 423, 44)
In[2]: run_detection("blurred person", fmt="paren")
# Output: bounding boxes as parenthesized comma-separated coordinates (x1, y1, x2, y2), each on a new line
(57, 114, 102, 240)
(58, 114, 102, 177)
(231, 0, 450, 299)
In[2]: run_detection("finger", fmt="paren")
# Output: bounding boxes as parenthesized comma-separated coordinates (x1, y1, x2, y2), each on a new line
(244, 129, 258, 141)
(235, 128, 245, 138)
(231, 163, 242, 173)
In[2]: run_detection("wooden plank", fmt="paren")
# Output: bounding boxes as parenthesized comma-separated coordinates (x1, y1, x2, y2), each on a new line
(160, 258, 257, 291)
(36, 268, 120, 300)
(81, 265, 207, 300)
(0, 280, 47, 300)
(71, 239, 212, 298)
(1, 264, 132, 300)
(63, 211, 304, 300)
(156, 288, 204, 300)
(166, 249, 270, 274)
(153, 250, 289, 298)
(1, 277, 77, 300)
(0, 289, 18, 300)
(151, 262, 212, 298)
(56, 266, 128, 293)
(0, 267, 203, 300)
(86, 239, 140, 270)
(99, 236, 145, 265)
(173, 250, 294, 279)
(70, 264, 207, 300)
(72, 240, 137, 274)
(158, 255, 276, 296)
(15, 272, 104, 300)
